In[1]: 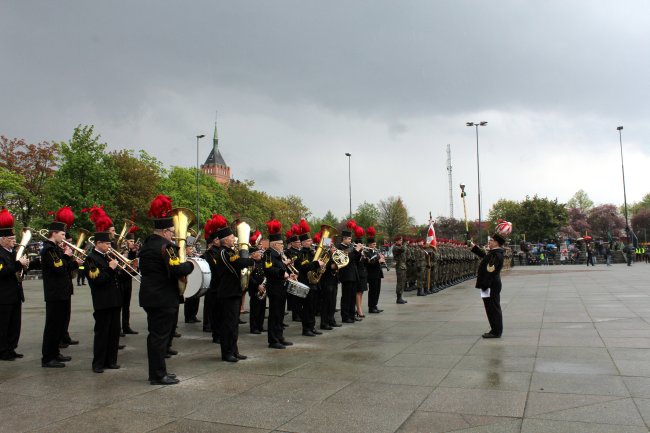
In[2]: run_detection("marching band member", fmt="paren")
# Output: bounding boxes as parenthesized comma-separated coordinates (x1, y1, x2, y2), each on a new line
(139, 195, 194, 385)
(41, 209, 82, 368)
(314, 231, 340, 330)
(338, 220, 362, 323)
(214, 217, 253, 362)
(365, 227, 385, 314)
(0, 209, 29, 361)
(264, 219, 294, 349)
(183, 233, 201, 324)
(295, 219, 323, 337)
(201, 215, 222, 343)
(122, 226, 139, 334)
(84, 221, 122, 373)
(60, 229, 79, 348)
(284, 225, 301, 322)
(354, 225, 367, 320)
(247, 230, 266, 334)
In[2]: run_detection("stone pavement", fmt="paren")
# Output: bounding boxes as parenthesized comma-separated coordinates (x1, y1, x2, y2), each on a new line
(3, 264, 650, 432)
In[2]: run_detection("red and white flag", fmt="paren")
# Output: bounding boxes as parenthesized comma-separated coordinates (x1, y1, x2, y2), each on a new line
(426, 219, 437, 248)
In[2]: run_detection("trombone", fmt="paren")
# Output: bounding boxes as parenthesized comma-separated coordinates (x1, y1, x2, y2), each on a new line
(86, 236, 142, 283)
(37, 229, 88, 260)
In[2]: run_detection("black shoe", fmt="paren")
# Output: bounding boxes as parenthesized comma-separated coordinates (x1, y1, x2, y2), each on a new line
(482, 332, 501, 339)
(202, 327, 211, 333)
(320, 325, 333, 330)
(212, 338, 221, 344)
(42, 360, 65, 368)
(82, 283, 86, 285)
(173, 332, 181, 338)
(166, 373, 177, 379)
(222, 355, 238, 363)
(92, 367, 104, 373)
(282, 323, 289, 328)
(269, 343, 286, 349)
(342, 319, 355, 323)
(118, 345, 126, 350)
(56, 354, 72, 362)
(167, 349, 178, 356)
(120, 332, 126, 337)
(369, 308, 380, 314)
(235, 353, 247, 360)
(11, 351, 23, 358)
(105, 364, 120, 369)
(396, 298, 407, 304)
(123, 328, 138, 335)
(0, 354, 16, 361)
(68, 339, 79, 345)
(150, 375, 179, 385)
(330, 322, 342, 327)
(59, 342, 69, 349)
(311, 329, 322, 335)
(302, 330, 316, 337)
(279, 340, 293, 346)
(164, 353, 171, 358)
(250, 329, 262, 335)
(292, 315, 300, 322)
(238, 319, 247, 324)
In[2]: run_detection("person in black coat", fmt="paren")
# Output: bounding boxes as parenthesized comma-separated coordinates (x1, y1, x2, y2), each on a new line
(120, 233, 139, 334)
(469, 233, 506, 339)
(365, 236, 385, 314)
(247, 247, 266, 334)
(202, 235, 221, 341)
(40, 221, 81, 368)
(337, 224, 362, 324)
(139, 209, 194, 385)
(0, 211, 29, 361)
(85, 231, 122, 373)
(214, 224, 253, 362)
(295, 224, 324, 337)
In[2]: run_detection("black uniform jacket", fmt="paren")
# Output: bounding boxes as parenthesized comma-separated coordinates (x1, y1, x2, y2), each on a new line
(296, 247, 320, 286)
(41, 240, 78, 302)
(472, 245, 504, 290)
(85, 250, 122, 310)
(365, 252, 384, 280)
(336, 243, 359, 283)
(202, 246, 220, 293)
(247, 260, 265, 297)
(0, 247, 25, 304)
(138, 234, 194, 309)
(264, 248, 288, 291)
(357, 249, 369, 280)
(215, 246, 253, 299)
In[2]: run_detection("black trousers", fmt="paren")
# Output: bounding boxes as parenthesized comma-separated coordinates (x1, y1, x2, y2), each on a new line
(169, 306, 179, 349)
(249, 292, 266, 332)
(300, 286, 317, 332)
(121, 279, 133, 331)
(209, 291, 222, 341)
(219, 296, 241, 358)
(144, 307, 176, 380)
(62, 297, 72, 342)
(184, 297, 200, 321)
(42, 300, 67, 363)
(367, 278, 381, 309)
(340, 281, 357, 321)
(77, 272, 85, 285)
(203, 291, 213, 330)
(92, 307, 120, 369)
(482, 282, 503, 336)
(267, 287, 286, 345)
(287, 293, 300, 320)
(0, 302, 21, 358)
(319, 283, 335, 327)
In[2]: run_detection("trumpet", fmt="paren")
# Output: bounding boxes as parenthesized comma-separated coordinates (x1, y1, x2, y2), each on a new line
(38, 229, 88, 260)
(86, 236, 142, 282)
(280, 251, 299, 275)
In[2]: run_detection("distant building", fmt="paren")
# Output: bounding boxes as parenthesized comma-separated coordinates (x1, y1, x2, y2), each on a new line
(201, 122, 231, 185)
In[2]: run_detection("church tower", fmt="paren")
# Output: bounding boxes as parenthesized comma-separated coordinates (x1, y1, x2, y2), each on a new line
(201, 121, 231, 185)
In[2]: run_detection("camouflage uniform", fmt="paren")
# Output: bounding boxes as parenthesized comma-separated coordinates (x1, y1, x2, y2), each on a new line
(392, 243, 408, 303)
(416, 245, 427, 296)
(406, 243, 417, 290)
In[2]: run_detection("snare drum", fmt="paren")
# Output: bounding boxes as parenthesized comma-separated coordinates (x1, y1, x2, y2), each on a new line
(184, 257, 211, 299)
(285, 279, 311, 298)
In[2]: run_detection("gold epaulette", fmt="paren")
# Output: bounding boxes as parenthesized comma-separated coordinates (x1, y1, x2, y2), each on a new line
(53, 259, 63, 268)
(229, 254, 240, 262)
(301, 260, 310, 266)
(88, 267, 100, 279)
(0, 263, 3, 271)
(169, 256, 180, 266)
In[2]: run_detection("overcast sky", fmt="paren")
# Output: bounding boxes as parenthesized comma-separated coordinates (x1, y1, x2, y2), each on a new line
(2, 1, 650, 225)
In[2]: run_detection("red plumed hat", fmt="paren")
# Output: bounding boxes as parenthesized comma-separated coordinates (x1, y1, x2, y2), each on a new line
(249, 230, 262, 246)
(366, 226, 376, 243)
(94, 214, 113, 232)
(298, 218, 311, 241)
(55, 206, 75, 230)
(266, 219, 283, 242)
(313, 231, 322, 244)
(0, 208, 15, 236)
(354, 225, 365, 240)
(342, 219, 357, 237)
(285, 229, 294, 239)
(82, 204, 106, 223)
(148, 194, 173, 218)
(128, 225, 139, 234)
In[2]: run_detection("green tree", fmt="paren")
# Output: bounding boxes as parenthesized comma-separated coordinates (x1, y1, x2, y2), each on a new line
(353, 201, 380, 229)
(0, 167, 28, 206)
(49, 125, 120, 230)
(378, 196, 413, 240)
(268, 195, 311, 231)
(226, 180, 273, 226)
(515, 195, 568, 242)
(587, 204, 625, 240)
(629, 193, 650, 215)
(567, 189, 594, 212)
(159, 167, 232, 228)
(434, 216, 466, 240)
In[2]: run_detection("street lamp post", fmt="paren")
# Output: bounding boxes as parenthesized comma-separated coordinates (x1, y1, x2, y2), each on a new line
(617, 126, 631, 245)
(196, 134, 205, 231)
(345, 153, 352, 218)
(466, 121, 487, 244)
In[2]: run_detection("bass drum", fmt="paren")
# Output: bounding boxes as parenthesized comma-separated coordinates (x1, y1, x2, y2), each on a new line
(184, 257, 211, 299)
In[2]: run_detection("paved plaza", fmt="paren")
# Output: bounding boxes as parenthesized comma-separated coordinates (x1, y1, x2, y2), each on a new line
(3, 264, 650, 432)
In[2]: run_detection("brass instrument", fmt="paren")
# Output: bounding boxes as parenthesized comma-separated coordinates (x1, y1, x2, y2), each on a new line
(38, 229, 88, 260)
(234, 219, 253, 291)
(74, 228, 90, 261)
(15, 227, 32, 281)
(308, 224, 338, 284)
(116, 219, 137, 250)
(256, 277, 267, 300)
(86, 236, 142, 282)
(280, 251, 299, 275)
(172, 207, 197, 295)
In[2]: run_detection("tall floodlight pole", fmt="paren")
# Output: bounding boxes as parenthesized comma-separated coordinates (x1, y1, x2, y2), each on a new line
(466, 121, 487, 244)
(617, 126, 631, 244)
(345, 152, 352, 218)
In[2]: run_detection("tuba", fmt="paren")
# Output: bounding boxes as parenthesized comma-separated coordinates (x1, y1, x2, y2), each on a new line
(308, 224, 338, 284)
(234, 218, 253, 291)
(116, 219, 136, 250)
(15, 228, 32, 281)
(172, 208, 197, 295)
